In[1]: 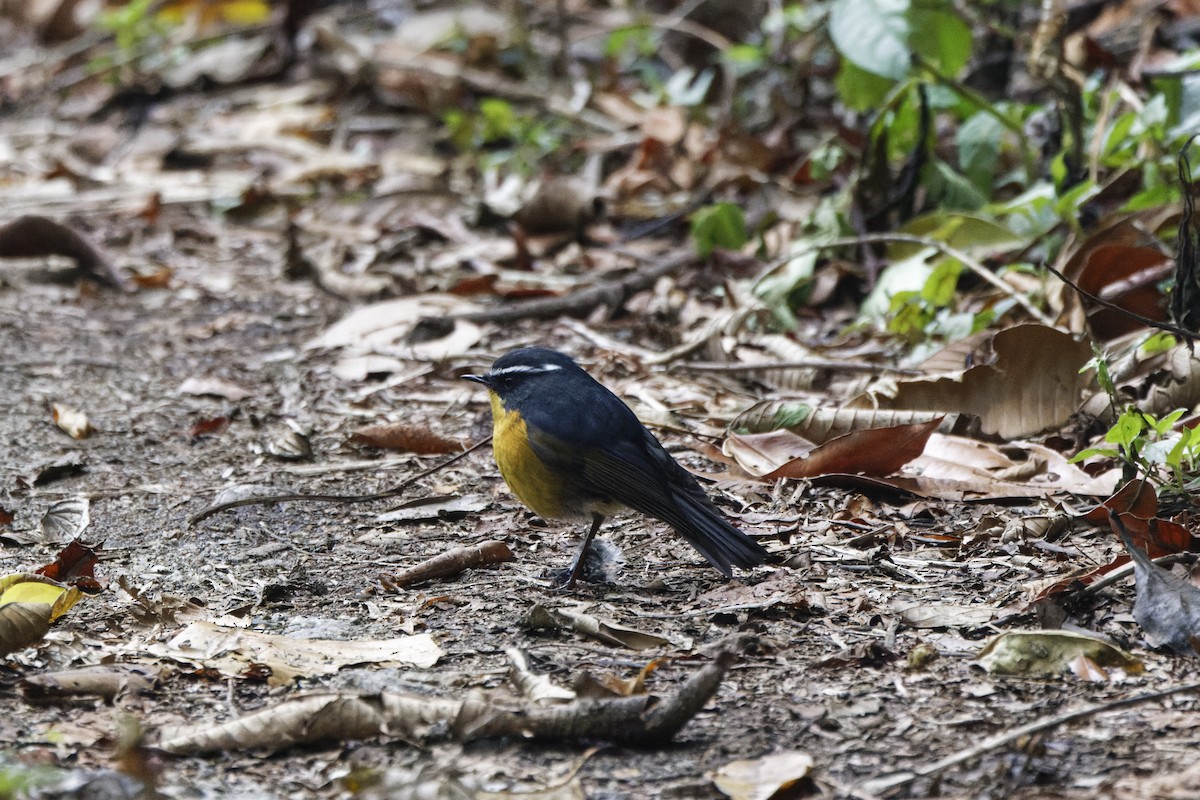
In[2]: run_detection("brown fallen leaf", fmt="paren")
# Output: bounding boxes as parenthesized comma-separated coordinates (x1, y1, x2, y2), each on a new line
(20, 664, 159, 700)
(351, 421, 465, 454)
(725, 418, 941, 480)
(36, 540, 100, 584)
(1110, 511, 1200, 655)
(0, 215, 131, 291)
(883, 324, 1092, 438)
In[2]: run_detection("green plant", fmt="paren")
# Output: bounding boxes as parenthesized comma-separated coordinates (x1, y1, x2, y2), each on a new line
(690, 202, 748, 258)
(443, 98, 564, 175)
(91, 0, 175, 80)
(1072, 351, 1200, 493)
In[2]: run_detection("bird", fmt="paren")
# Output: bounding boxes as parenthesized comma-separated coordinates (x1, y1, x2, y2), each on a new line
(463, 347, 767, 586)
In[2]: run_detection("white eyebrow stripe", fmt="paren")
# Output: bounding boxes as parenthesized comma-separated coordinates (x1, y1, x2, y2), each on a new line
(488, 363, 564, 376)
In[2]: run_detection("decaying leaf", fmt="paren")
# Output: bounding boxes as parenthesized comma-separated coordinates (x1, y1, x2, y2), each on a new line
(507, 647, 576, 704)
(20, 663, 159, 700)
(881, 325, 1092, 438)
(40, 497, 90, 544)
(722, 417, 940, 480)
(0, 574, 84, 657)
(304, 294, 483, 364)
(713, 750, 816, 800)
(976, 631, 1142, 677)
(158, 647, 740, 755)
(733, 401, 949, 444)
(524, 604, 672, 650)
(1111, 512, 1200, 655)
(573, 658, 666, 699)
(147, 621, 442, 685)
(36, 539, 100, 584)
(896, 603, 996, 629)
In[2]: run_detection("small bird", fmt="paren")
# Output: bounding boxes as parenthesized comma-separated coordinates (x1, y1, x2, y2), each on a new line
(463, 347, 767, 586)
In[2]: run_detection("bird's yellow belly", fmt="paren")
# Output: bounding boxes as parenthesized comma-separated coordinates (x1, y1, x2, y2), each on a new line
(489, 394, 566, 519)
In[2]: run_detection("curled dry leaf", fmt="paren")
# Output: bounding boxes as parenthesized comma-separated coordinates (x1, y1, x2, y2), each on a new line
(733, 401, 949, 444)
(724, 418, 941, 480)
(524, 604, 672, 651)
(506, 647, 576, 704)
(40, 497, 90, 544)
(305, 294, 483, 366)
(896, 603, 996, 629)
(0, 215, 131, 291)
(158, 647, 740, 755)
(177, 376, 252, 401)
(51, 403, 91, 439)
(351, 421, 464, 454)
(20, 663, 158, 700)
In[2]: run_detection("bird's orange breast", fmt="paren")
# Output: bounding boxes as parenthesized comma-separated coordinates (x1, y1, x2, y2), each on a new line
(488, 392, 566, 519)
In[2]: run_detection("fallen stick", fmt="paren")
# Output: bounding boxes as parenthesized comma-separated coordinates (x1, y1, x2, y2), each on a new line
(375, 540, 515, 591)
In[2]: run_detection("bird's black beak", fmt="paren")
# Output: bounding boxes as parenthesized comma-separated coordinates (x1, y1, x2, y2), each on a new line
(462, 373, 491, 387)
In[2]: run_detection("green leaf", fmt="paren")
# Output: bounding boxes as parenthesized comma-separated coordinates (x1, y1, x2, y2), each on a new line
(923, 160, 987, 211)
(920, 258, 962, 306)
(690, 203, 747, 259)
(1140, 332, 1177, 355)
(1106, 410, 1145, 448)
(1069, 447, 1119, 463)
(835, 59, 898, 112)
(908, 7, 971, 77)
(829, 0, 911, 80)
(956, 111, 1004, 190)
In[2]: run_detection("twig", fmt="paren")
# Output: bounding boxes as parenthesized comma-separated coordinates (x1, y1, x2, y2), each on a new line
(803, 233, 1056, 326)
(1042, 259, 1198, 342)
(188, 437, 491, 525)
(676, 359, 925, 377)
(456, 251, 695, 323)
(860, 681, 1200, 795)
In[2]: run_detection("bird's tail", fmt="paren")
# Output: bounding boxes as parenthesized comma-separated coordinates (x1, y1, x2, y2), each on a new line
(672, 494, 767, 576)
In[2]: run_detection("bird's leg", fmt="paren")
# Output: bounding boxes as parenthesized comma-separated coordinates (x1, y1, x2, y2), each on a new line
(561, 512, 604, 589)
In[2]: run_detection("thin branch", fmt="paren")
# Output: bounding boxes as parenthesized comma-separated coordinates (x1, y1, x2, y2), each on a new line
(676, 359, 925, 377)
(801, 233, 1057, 326)
(188, 437, 491, 525)
(456, 250, 695, 323)
(1042, 260, 1198, 342)
(861, 681, 1200, 794)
